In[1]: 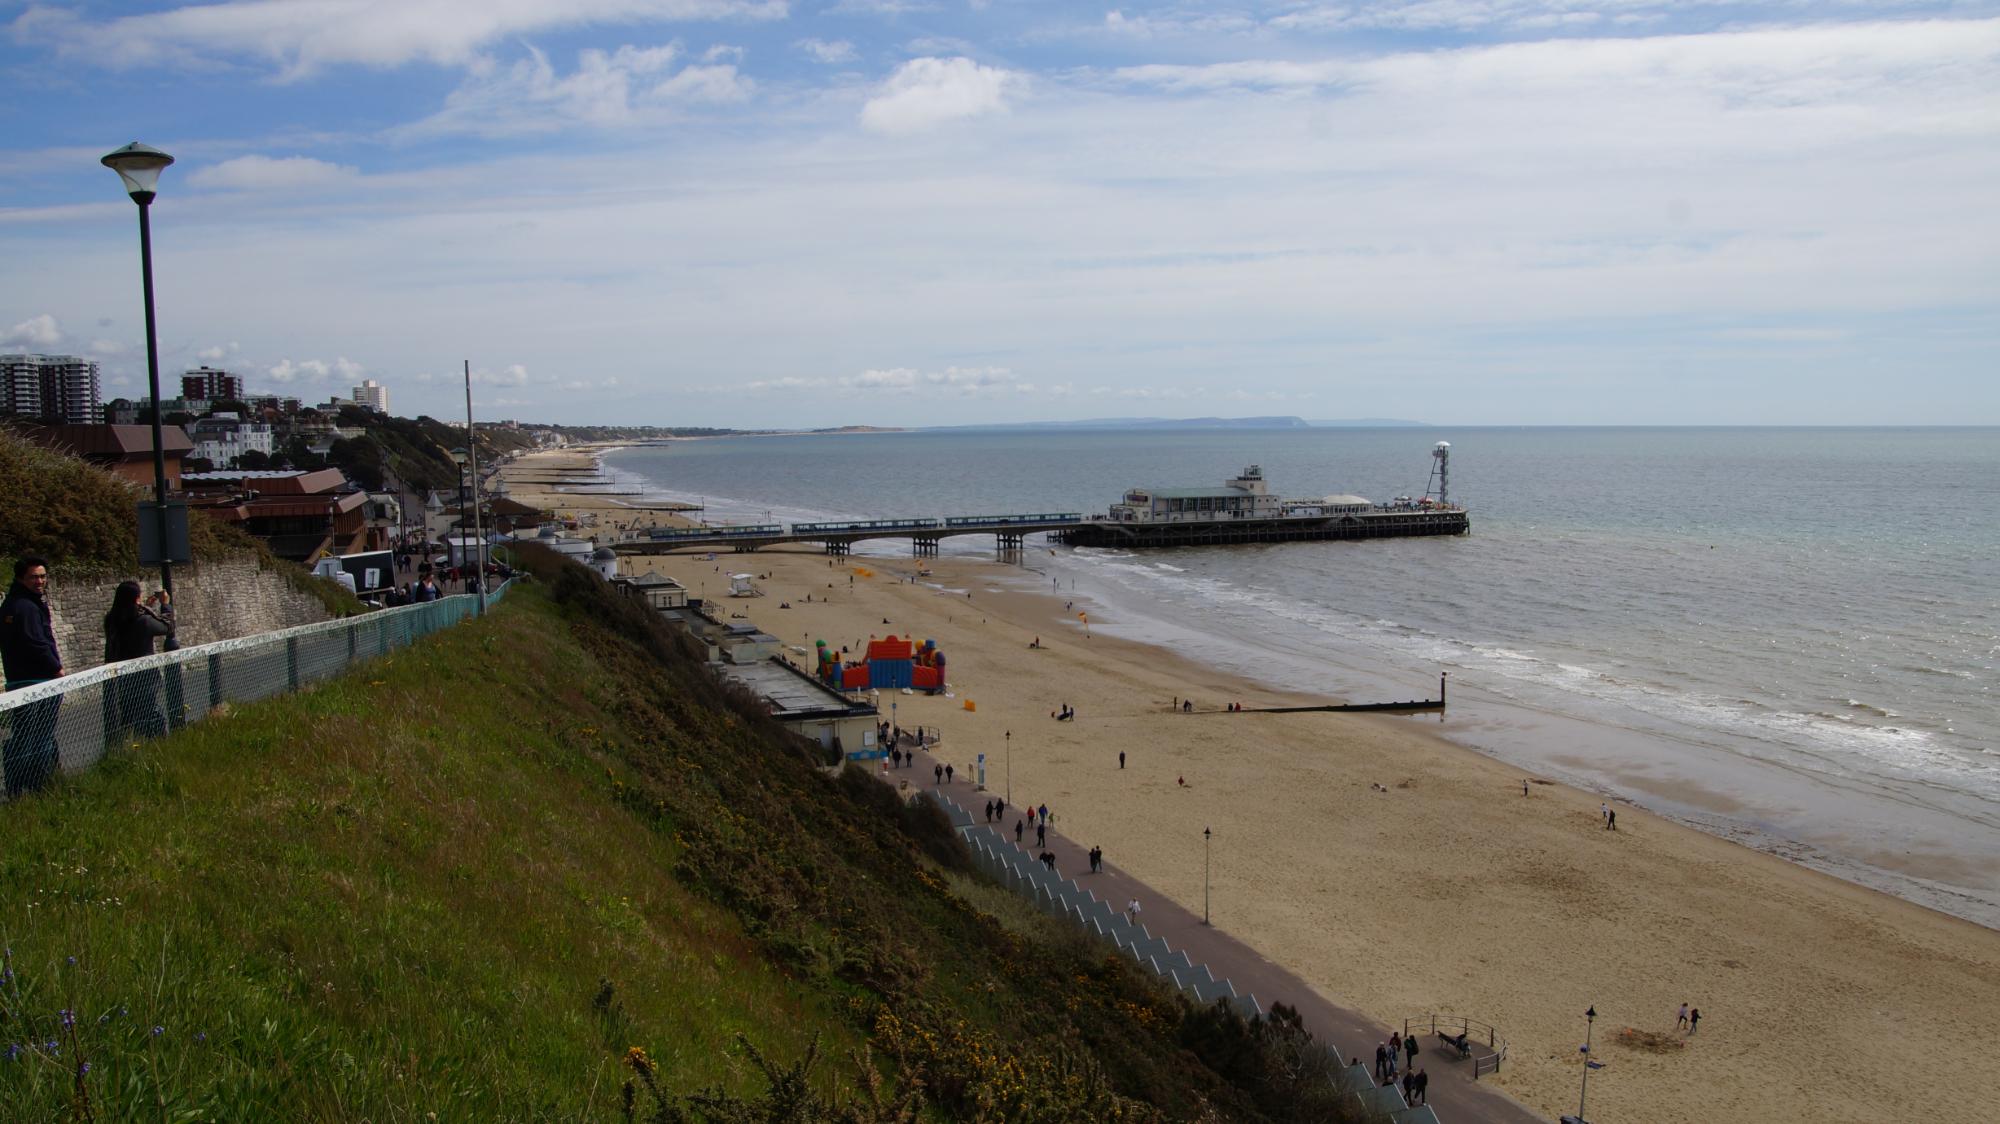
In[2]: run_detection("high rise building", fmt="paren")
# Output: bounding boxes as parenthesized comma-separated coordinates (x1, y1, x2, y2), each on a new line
(182, 366, 244, 402)
(352, 378, 389, 413)
(1, 354, 101, 424)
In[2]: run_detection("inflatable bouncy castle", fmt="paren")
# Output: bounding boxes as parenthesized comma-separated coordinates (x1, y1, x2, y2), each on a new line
(813, 635, 947, 693)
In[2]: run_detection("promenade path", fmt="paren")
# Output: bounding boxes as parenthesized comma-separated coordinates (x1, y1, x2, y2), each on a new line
(886, 739, 1543, 1124)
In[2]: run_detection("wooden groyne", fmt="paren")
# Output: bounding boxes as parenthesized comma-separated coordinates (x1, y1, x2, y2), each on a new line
(1223, 673, 1447, 714)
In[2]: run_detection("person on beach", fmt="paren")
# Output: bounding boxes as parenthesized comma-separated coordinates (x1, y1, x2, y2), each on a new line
(1119, 750, 1126, 769)
(1524, 779, 1531, 797)
(2, 556, 64, 797)
(1689, 1008, 1701, 1034)
(1601, 802, 1611, 829)
(1183, 699, 1192, 713)
(1677, 1003, 1690, 1029)
(1608, 808, 1617, 831)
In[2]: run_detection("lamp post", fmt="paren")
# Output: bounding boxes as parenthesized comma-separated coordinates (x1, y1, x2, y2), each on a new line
(102, 142, 180, 650)
(1577, 1005, 1597, 1123)
(1203, 826, 1213, 925)
(462, 359, 486, 615)
(1005, 729, 1011, 804)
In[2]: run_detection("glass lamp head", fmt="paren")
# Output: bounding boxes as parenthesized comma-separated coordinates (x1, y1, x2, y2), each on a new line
(102, 142, 175, 202)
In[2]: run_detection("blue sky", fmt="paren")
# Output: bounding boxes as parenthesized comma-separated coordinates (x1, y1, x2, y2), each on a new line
(3, 1, 1996, 427)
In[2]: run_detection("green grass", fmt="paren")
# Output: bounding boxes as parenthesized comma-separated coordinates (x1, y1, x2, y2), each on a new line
(0, 551, 1363, 1121)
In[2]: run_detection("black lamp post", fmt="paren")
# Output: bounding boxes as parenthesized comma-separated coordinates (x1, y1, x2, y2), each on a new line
(102, 142, 180, 650)
(1203, 826, 1213, 925)
(1578, 1005, 1597, 1122)
(1005, 729, 1011, 804)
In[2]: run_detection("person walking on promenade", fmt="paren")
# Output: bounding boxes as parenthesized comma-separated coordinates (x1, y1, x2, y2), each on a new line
(1374, 1042, 1389, 1084)
(1689, 1007, 1701, 1034)
(944, 763, 954, 783)
(2, 556, 64, 797)
(1038, 802, 1049, 824)
(1126, 898, 1141, 923)
(103, 580, 173, 739)
(1413, 1068, 1428, 1105)
(411, 566, 442, 603)
(984, 799, 994, 822)
(1015, 819, 1024, 844)
(1677, 1002, 1689, 1030)
(1388, 1032, 1401, 1078)
(1402, 1070, 1415, 1102)
(934, 763, 943, 785)
(1404, 1031, 1418, 1074)
(1035, 821, 1046, 847)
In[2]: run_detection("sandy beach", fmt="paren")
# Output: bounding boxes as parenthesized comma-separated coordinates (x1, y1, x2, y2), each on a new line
(638, 544, 2000, 1124)
(495, 444, 700, 534)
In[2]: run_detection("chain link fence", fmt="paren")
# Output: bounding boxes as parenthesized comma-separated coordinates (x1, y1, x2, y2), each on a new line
(2, 584, 511, 801)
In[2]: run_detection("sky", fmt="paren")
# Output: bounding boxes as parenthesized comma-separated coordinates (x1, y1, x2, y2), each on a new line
(2, 1, 1997, 428)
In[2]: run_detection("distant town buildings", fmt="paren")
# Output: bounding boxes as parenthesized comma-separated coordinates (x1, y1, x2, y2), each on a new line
(2, 353, 102, 424)
(181, 366, 244, 402)
(352, 379, 388, 413)
(187, 412, 276, 467)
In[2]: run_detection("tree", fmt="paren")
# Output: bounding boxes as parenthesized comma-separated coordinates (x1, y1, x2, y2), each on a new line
(234, 449, 272, 471)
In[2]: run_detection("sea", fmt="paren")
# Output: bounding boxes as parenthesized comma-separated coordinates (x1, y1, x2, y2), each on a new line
(596, 428, 2000, 927)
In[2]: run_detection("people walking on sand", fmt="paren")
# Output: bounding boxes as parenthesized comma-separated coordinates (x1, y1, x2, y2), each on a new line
(1677, 1003, 1689, 1029)
(1601, 802, 1611, 828)
(1182, 699, 1192, 713)
(1608, 808, 1617, 830)
(2, 555, 65, 798)
(1689, 1007, 1701, 1034)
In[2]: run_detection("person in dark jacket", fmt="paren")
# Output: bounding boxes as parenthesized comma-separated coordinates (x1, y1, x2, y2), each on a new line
(2, 556, 64, 796)
(103, 580, 172, 739)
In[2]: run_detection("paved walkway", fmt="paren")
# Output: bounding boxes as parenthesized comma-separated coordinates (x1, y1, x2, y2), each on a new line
(882, 740, 1543, 1124)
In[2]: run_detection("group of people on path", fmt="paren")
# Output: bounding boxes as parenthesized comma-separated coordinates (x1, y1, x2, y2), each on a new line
(1373, 1033, 1425, 1102)
(3, 556, 177, 798)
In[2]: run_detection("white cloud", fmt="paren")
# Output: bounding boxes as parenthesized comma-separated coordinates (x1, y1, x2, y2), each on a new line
(2, 313, 62, 348)
(471, 364, 530, 387)
(797, 37, 857, 63)
(405, 43, 751, 135)
(13, 0, 791, 79)
(266, 356, 363, 383)
(187, 155, 359, 192)
(196, 342, 241, 361)
(829, 0, 934, 14)
(861, 56, 1021, 133)
(86, 339, 128, 357)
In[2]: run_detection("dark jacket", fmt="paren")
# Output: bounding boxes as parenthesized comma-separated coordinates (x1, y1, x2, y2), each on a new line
(104, 608, 173, 663)
(1, 583, 62, 682)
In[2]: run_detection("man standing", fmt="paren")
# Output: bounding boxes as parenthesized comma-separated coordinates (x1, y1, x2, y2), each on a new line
(1676, 1003, 1689, 1030)
(1689, 1007, 1701, 1034)
(2, 556, 65, 797)
(1404, 1032, 1418, 1075)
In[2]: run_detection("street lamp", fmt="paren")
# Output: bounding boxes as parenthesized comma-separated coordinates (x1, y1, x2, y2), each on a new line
(1577, 1005, 1598, 1123)
(1203, 826, 1213, 925)
(103, 142, 181, 650)
(1005, 729, 1011, 804)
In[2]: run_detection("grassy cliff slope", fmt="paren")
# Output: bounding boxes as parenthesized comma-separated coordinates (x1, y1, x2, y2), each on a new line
(0, 550, 1357, 1121)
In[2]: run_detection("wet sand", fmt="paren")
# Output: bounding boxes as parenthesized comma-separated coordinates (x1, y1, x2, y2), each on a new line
(671, 548, 2000, 1124)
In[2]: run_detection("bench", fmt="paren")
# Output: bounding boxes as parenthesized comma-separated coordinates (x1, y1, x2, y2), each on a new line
(1438, 1031, 1473, 1060)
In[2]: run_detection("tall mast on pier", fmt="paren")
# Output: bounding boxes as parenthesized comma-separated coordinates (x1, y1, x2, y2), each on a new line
(1428, 441, 1451, 506)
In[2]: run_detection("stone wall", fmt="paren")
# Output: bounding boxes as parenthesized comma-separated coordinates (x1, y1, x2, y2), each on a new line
(39, 556, 335, 673)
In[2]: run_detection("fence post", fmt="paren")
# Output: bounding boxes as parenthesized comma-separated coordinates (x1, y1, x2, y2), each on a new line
(208, 653, 223, 711)
(164, 662, 186, 733)
(286, 637, 300, 690)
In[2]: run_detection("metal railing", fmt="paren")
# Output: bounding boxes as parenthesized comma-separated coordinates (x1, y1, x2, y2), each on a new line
(1, 583, 510, 801)
(1403, 1012, 1508, 1078)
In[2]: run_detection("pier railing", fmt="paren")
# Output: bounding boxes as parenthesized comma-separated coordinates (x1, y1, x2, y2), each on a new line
(1, 584, 510, 802)
(1403, 1012, 1508, 1078)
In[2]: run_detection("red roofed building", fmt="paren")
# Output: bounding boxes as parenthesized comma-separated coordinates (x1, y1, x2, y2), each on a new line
(20, 423, 194, 488)
(180, 468, 371, 561)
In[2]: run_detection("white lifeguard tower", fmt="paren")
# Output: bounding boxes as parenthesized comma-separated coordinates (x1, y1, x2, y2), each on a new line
(728, 573, 764, 598)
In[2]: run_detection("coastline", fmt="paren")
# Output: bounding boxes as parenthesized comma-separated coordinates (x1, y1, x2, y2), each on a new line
(653, 544, 2000, 1124)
